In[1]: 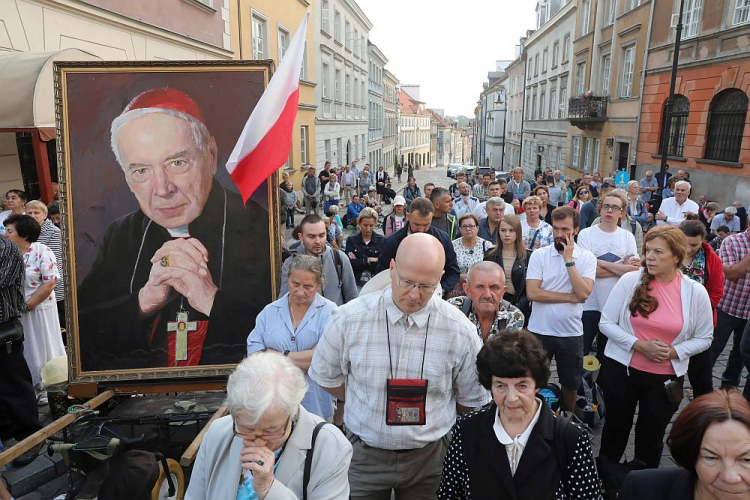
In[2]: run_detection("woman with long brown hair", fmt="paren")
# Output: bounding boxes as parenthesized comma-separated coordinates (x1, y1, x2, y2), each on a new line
(598, 226, 714, 469)
(484, 214, 530, 321)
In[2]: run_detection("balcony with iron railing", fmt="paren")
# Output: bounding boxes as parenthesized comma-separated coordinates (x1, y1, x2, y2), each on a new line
(568, 95, 608, 130)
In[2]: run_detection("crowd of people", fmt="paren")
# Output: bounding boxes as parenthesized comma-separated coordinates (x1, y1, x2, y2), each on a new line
(3, 157, 750, 499)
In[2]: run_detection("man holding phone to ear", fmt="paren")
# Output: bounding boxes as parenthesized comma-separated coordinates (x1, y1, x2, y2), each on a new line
(526, 206, 597, 413)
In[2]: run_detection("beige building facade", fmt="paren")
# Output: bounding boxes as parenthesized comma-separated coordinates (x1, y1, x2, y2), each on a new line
(383, 69, 399, 172)
(0, 0, 232, 201)
(231, 0, 316, 190)
(565, 0, 651, 179)
(399, 89, 430, 168)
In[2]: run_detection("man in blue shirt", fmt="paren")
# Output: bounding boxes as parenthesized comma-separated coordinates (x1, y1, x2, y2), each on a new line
(345, 195, 365, 227)
(639, 170, 658, 203)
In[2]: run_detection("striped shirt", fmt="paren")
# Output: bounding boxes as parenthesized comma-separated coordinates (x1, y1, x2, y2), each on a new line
(38, 219, 64, 301)
(310, 286, 490, 450)
(0, 238, 25, 323)
(718, 230, 750, 319)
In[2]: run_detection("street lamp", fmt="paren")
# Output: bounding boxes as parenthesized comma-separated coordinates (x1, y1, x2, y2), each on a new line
(495, 89, 508, 172)
(657, 0, 686, 199)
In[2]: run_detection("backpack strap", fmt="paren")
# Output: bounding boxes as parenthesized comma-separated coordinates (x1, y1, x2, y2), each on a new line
(303, 422, 328, 500)
(553, 413, 571, 489)
(332, 249, 343, 287)
(461, 297, 473, 317)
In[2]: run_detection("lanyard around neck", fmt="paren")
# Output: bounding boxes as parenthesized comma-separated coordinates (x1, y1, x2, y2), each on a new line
(385, 311, 430, 380)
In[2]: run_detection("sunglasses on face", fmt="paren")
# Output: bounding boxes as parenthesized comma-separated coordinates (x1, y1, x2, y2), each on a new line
(579, 191, 588, 195)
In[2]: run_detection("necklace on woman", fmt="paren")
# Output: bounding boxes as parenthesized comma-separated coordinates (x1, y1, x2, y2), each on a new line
(289, 302, 301, 331)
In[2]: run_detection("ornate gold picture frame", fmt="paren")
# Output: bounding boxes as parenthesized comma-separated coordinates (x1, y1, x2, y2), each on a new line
(55, 61, 281, 384)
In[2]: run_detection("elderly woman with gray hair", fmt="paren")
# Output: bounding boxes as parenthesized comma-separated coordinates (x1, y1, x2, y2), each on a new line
(185, 352, 353, 499)
(248, 255, 337, 421)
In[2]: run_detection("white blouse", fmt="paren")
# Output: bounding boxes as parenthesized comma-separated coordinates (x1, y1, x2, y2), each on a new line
(492, 399, 543, 476)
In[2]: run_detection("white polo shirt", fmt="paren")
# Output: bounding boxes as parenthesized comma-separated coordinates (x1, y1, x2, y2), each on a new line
(527, 243, 597, 337)
(656, 196, 700, 226)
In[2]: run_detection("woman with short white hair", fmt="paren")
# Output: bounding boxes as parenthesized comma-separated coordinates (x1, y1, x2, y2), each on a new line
(185, 353, 353, 500)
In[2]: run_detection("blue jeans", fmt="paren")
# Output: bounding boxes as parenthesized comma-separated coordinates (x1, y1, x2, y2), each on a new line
(285, 207, 295, 228)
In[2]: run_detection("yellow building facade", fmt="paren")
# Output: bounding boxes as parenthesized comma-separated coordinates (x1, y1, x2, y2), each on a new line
(230, 0, 316, 190)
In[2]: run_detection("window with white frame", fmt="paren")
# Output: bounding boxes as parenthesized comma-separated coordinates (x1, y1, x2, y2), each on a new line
(606, 0, 616, 24)
(581, 137, 590, 171)
(593, 139, 601, 172)
(535, 54, 539, 76)
(628, 0, 641, 10)
(322, 63, 330, 98)
(526, 94, 532, 119)
(336, 138, 342, 167)
(252, 15, 267, 60)
(301, 41, 308, 80)
(325, 139, 331, 163)
(601, 55, 611, 94)
(563, 34, 571, 62)
(681, 0, 703, 39)
(335, 69, 341, 101)
(334, 11, 341, 42)
(581, 0, 591, 36)
(542, 49, 548, 73)
(559, 78, 568, 118)
(552, 41, 559, 67)
(557, 147, 563, 170)
(621, 46, 635, 97)
(571, 136, 580, 168)
(300, 126, 308, 165)
(576, 61, 586, 96)
(550, 87, 557, 118)
(345, 73, 350, 104)
(354, 76, 359, 106)
(321, 0, 330, 34)
(361, 81, 366, 107)
(540, 89, 546, 119)
(734, 0, 750, 25)
(532, 89, 537, 119)
(354, 29, 359, 56)
(345, 21, 351, 50)
(278, 27, 289, 61)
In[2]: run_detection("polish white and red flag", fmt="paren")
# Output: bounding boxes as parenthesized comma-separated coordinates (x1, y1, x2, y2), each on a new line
(227, 12, 310, 203)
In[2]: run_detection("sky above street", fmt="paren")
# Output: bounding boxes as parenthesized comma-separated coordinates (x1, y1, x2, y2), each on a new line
(357, 0, 536, 118)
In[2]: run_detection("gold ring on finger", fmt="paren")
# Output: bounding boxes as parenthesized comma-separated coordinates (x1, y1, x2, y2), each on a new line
(160, 255, 170, 267)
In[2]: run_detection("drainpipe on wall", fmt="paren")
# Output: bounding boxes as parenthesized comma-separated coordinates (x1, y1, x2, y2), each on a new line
(631, 0, 658, 179)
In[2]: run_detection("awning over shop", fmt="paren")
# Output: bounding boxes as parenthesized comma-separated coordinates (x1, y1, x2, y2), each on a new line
(0, 49, 100, 134)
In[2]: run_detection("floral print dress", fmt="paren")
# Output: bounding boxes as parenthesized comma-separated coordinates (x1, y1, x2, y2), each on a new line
(20, 242, 65, 387)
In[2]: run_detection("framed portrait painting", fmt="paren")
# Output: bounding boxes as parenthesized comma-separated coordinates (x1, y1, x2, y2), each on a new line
(55, 61, 280, 383)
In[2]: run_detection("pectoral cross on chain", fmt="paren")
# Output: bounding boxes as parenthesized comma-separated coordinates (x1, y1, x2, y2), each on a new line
(167, 311, 198, 361)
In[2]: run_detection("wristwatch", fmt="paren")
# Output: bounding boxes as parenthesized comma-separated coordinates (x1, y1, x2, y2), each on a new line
(565, 261, 576, 268)
(283, 350, 290, 357)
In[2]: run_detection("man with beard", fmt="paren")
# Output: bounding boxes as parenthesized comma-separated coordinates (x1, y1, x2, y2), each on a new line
(526, 206, 596, 412)
(77, 88, 272, 370)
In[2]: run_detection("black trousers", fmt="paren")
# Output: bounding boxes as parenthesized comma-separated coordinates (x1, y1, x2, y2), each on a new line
(598, 358, 683, 469)
(711, 308, 747, 387)
(687, 348, 714, 398)
(0, 341, 43, 442)
(582, 310, 608, 363)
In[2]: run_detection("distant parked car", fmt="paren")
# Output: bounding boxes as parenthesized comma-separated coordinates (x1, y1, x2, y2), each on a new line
(495, 171, 510, 182)
(447, 164, 464, 178)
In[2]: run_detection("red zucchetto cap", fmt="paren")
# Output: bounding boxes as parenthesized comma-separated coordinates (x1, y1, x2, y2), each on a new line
(121, 88, 206, 125)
